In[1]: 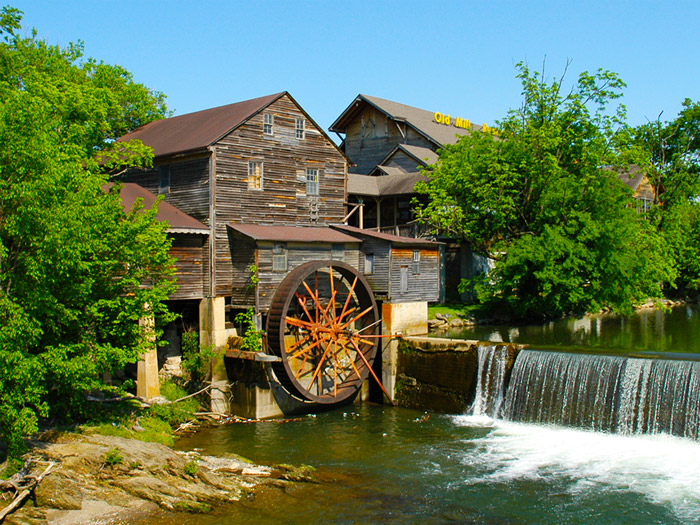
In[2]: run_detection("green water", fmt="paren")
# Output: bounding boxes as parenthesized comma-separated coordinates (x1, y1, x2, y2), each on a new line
(168, 405, 698, 523)
(445, 304, 700, 354)
(150, 306, 700, 523)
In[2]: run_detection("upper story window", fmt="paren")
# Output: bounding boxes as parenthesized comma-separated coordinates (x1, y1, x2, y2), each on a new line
(264, 113, 274, 135)
(158, 165, 170, 195)
(248, 161, 263, 190)
(412, 250, 421, 275)
(296, 118, 305, 139)
(272, 242, 287, 272)
(306, 168, 319, 196)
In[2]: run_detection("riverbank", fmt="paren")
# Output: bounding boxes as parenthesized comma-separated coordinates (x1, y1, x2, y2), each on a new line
(0, 431, 319, 524)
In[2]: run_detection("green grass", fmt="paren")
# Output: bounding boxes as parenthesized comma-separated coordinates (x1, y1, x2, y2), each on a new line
(428, 303, 482, 319)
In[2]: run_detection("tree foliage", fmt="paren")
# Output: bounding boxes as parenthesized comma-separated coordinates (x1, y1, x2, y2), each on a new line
(620, 99, 700, 296)
(0, 7, 174, 455)
(415, 61, 673, 319)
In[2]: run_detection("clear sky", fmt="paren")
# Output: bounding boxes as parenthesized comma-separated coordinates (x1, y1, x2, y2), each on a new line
(9, 1, 699, 138)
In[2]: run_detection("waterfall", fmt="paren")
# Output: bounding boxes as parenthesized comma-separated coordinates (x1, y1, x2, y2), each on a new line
(501, 350, 700, 439)
(470, 344, 510, 417)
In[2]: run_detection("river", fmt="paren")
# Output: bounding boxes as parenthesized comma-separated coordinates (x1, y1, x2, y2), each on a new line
(166, 305, 700, 523)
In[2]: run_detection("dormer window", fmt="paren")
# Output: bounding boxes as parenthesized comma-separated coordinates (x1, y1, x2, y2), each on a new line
(264, 113, 274, 135)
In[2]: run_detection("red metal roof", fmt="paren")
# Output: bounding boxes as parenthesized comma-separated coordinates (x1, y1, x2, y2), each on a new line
(330, 224, 440, 248)
(118, 93, 285, 157)
(111, 183, 209, 233)
(229, 224, 360, 243)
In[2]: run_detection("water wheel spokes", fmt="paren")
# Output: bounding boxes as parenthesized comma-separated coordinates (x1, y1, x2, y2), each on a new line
(266, 260, 382, 404)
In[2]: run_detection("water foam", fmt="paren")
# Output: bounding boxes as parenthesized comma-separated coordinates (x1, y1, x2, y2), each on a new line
(452, 415, 700, 520)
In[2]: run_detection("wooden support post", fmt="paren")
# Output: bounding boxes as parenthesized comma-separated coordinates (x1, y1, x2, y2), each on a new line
(137, 311, 160, 399)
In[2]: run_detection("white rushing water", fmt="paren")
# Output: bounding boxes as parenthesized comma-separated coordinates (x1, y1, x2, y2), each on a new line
(452, 414, 700, 521)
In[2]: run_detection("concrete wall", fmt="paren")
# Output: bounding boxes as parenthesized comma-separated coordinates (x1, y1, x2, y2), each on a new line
(395, 337, 523, 413)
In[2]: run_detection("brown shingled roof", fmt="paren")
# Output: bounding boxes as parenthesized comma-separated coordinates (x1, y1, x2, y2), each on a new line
(228, 224, 360, 243)
(112, 183, 209, 233)
(118, 93, 285, 157)
(330, 224, 440, 248)
(347, 172, 427, 196)
(330, 94, 482, 148)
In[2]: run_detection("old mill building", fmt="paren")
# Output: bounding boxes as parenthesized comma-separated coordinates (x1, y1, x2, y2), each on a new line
(330, 94, 494, 299)
(115, 92, 442, 416)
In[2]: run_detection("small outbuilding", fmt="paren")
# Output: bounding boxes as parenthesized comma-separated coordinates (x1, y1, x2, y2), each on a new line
(330, 224, 442, 303)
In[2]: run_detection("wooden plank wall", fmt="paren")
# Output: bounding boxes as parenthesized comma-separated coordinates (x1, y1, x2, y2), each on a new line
(344, 107, 435, 175)
(121, 156, 211, 224)
(389, 248, 440, 303)
(229, 234, 257, 308)
(255, 242, 360, 312)
(356, 238, 391, 299)
(169, 234, 208, 300)
(214, 94, 347, 297)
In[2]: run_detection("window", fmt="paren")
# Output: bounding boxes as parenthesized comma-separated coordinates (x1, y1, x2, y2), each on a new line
(332, 243, 344, 261)
(248, 161, 263, 190)
(400, 266, 408, 292)
(412, 250, 421, 275)
(306, 168, 319, 195)
(264, 113, 274, 135)
(158, 165, 170, 195)
(296, 118, 305, 139)
(272, 242, 287, 272)
(364, 253, 374, 275)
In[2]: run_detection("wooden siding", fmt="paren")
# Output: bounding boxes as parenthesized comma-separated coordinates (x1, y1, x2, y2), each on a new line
(389, 248, 440, 302)
(229, 234, 257, 308)
(344, 107, 435, 175)
(357, 238, 391, 299)
(214, 94, 347, 296)
(169, 234, 208, 300)
(254, 242, 360, 312)
(385, 150, 424, 173)
(120, 156, 211, 224)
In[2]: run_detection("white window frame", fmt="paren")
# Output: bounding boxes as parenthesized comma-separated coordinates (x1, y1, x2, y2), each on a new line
(264, 113, 274, 135)
(248, 161, 263, 190)
(306, 168, 319, 196)
(296, 118, 305, 139)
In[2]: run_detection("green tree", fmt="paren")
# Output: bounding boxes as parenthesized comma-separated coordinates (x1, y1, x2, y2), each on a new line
(415, 62, 673, 319)
(0, 7, 175, 455)
(620, 99, 700, 296)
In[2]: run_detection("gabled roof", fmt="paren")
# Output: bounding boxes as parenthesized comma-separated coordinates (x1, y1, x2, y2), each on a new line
(330, 224, 441, 248)
(119, 91, 348, 162)
(112, 183, 209, 234)
(369, 144, 439, 176)
(330, 94, 482, 148)
(120, 93, 284, 157)
(347, 172, 427, 197)
(228, 224, 360, 243)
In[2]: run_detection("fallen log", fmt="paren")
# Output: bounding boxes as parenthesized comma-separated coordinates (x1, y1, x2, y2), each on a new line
(0, 461, 56, 522)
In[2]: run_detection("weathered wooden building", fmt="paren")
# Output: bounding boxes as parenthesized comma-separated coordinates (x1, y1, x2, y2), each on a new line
(330, 224, 441, 303)
(118, 91, 350, 307)
(330, 94, 489, 234)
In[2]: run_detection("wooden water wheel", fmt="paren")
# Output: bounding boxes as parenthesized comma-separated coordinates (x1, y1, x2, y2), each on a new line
(266, 261, 382, 404)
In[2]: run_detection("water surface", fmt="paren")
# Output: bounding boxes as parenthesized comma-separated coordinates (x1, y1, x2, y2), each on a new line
(169, 405, 698, 523)
(444, 304, 700, 354)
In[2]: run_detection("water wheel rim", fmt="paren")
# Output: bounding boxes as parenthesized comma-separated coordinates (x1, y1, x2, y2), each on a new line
(266, 260, 379, 404)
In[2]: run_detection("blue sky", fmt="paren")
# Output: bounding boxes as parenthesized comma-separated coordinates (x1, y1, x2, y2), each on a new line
(9, 1, 699, 137)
